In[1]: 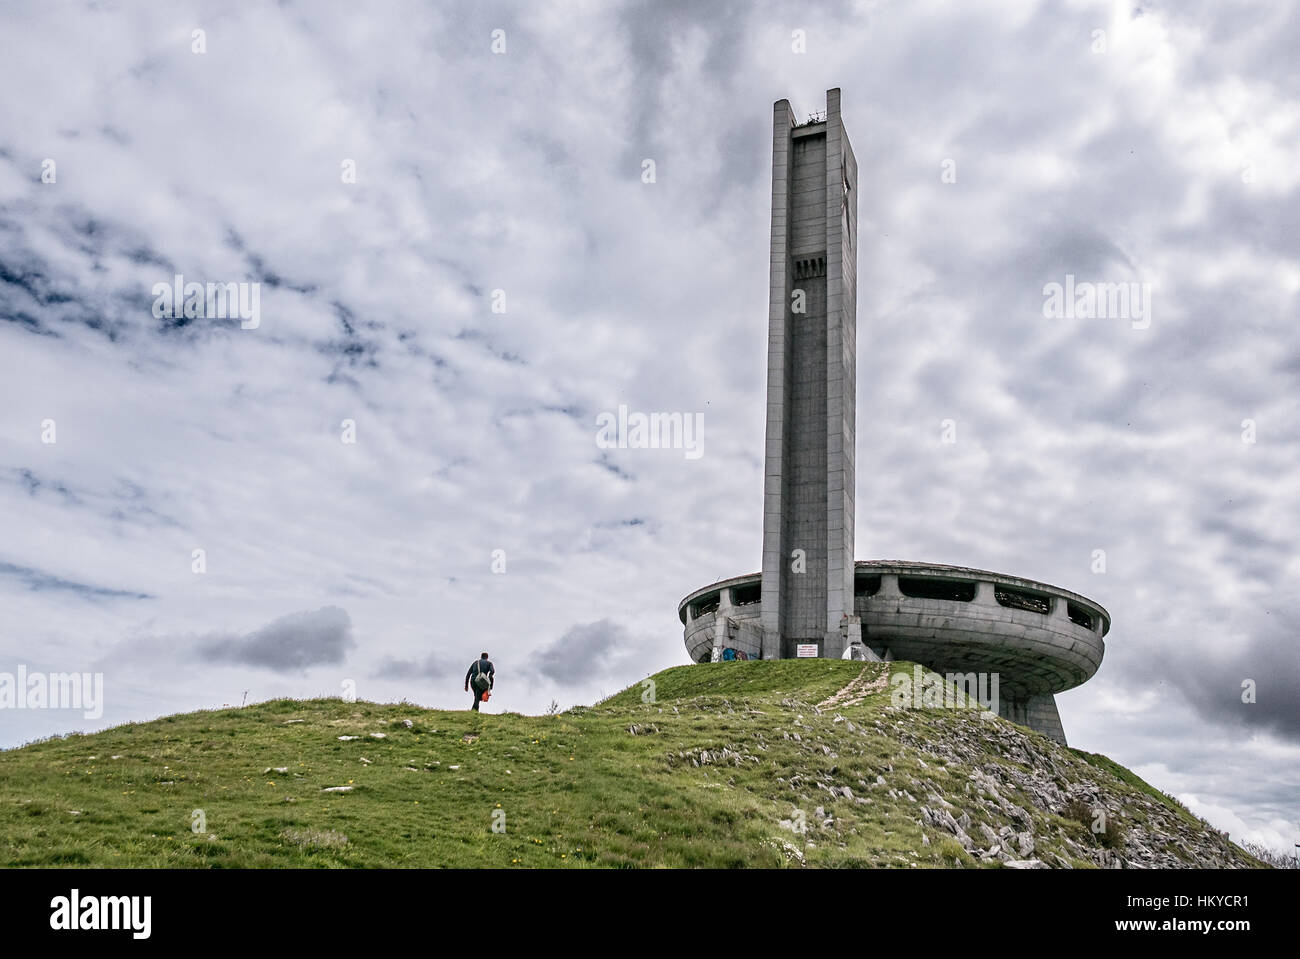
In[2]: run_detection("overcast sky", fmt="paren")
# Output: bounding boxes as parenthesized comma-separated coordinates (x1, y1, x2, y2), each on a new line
(1, 0, 1296, 855)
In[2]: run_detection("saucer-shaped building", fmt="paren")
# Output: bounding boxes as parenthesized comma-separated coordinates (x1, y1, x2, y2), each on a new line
(679, 560, 1110, 743)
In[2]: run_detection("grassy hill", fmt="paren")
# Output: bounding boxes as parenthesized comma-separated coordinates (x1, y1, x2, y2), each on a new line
(0, 660, 1263, 868)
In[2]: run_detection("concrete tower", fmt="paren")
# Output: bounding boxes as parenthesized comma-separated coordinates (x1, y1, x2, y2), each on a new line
(677, 89, 1110, 745)
(760, 88, 858, 660)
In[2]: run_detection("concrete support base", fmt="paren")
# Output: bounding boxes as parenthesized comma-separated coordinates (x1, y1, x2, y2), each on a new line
(998, 693, 1068, 745)
(1025, 693, 1068, 745)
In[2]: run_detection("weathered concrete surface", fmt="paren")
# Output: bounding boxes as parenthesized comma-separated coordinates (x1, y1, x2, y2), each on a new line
(761, 89, 857, 662)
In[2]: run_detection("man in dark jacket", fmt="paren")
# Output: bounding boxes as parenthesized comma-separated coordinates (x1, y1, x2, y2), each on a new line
(465, 652, 494, 711)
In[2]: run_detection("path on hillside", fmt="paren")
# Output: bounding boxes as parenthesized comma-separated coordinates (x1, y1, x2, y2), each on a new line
(815, 664, 889, 712)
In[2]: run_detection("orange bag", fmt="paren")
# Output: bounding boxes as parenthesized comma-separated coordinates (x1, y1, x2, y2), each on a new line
(481, 689, 491, 702)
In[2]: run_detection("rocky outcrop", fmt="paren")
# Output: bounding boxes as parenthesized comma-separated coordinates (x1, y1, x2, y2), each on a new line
(889, 706, 1252, 868)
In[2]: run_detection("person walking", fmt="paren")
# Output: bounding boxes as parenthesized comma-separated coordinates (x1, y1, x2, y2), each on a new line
(465, 652, 495, 711)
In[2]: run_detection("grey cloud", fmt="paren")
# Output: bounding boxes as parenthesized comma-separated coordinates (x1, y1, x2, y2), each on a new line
(6, 469, 179, 528)
(372, 652, 460, 681)
(531, 619, 641, 687)
(0, 561, 151, 601)
(1113, 609, 1300, 741)
(197, 606, 354, 672)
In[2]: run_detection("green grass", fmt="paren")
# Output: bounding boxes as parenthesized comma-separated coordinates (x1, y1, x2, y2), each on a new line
(0, 660, 1257, 868)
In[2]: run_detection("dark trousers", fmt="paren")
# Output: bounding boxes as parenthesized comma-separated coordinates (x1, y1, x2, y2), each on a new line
(470, 689, 481, 711)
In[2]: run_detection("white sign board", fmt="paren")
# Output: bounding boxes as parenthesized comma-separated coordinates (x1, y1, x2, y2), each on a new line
(796, 644, 819, 658)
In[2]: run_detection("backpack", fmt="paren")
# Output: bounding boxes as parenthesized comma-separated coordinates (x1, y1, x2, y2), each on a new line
(471, 661, 491, 692)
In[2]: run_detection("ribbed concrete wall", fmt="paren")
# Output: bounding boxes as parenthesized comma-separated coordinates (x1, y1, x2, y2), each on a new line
(760, 89, 857, 660)
(759, 98, 794, 659)
(781, 126, 828, 645)
(824, 88, 856, 660)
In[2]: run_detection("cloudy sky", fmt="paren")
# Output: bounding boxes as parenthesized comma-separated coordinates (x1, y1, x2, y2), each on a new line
(1, 0, 1297, 854)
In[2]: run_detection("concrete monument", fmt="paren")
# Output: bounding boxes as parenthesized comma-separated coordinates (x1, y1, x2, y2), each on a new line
(677, 89, 1110, 745)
